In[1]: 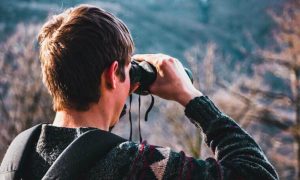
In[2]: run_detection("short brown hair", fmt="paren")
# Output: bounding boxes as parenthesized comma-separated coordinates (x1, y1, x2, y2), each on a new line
(38, 4, 134, 111)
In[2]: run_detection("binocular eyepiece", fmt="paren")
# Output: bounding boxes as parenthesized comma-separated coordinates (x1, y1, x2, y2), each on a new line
(130, 59, 193, 95)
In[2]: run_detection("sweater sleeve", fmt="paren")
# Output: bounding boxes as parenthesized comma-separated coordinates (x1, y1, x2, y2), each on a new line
(170, 96, 279, 180)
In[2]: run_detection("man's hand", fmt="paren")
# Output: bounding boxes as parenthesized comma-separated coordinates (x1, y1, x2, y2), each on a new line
(132, 54, 203, 106)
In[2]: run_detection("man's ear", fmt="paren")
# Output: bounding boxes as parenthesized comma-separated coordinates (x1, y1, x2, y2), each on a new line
(105, 61, 119, 89)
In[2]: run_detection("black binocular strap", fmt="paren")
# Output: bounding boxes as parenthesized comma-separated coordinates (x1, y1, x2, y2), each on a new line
(42, 129, 126, 180)
(129, 94, 133, 141)
(128, 94, 155, 143)
(144, 94, 154, 122)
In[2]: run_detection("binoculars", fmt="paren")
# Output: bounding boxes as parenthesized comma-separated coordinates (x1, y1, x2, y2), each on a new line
(130, 59, 193, 95)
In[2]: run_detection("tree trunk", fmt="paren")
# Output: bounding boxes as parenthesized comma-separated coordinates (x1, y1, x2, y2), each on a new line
(296, 99, 300, 180)
(295, 69, 300, 180)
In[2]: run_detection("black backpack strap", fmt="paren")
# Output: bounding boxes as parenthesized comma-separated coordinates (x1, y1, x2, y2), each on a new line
(0, 124, 42, 180)
(42, 129, 127, 180)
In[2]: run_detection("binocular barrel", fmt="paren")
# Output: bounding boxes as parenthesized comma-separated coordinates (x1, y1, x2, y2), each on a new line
(130, 59, 193, 95)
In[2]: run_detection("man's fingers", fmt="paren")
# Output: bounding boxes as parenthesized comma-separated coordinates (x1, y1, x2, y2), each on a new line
(132, 54, 166, 65)
(132, 54, 151, 60)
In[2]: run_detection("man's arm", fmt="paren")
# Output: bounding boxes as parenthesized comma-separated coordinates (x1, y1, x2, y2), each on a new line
(176, 95, 278, 179)
(128, 95, 279, 179)
(131, 54, 279, 179)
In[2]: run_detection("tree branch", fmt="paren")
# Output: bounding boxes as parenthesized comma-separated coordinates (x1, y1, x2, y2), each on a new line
(241, 85, 294, 103)
(0, 95, 10, 121)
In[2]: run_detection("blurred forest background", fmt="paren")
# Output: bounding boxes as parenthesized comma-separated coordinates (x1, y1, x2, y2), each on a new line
(0, 0, 299, 179)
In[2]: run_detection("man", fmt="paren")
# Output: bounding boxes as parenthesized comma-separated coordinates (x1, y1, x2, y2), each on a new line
(2, 4, 278, 180)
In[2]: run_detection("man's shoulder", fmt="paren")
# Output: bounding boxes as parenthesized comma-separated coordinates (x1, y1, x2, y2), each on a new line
(86, 141, 180, 179)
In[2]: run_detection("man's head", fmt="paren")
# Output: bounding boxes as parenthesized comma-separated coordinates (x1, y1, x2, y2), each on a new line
(38, 4, 134, 112)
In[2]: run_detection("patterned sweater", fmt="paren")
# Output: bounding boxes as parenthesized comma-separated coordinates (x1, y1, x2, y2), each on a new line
(23, 96, 279, 180)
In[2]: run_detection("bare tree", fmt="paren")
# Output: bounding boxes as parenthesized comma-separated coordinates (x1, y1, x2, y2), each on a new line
(183, 42, 218, 157)
(0, 23, 54, 161)
(253, 1, 300, 178)
(198, 1, 300, 178)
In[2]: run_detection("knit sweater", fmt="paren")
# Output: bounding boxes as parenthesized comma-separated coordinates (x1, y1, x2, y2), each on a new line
(22, 96, 279, 180)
